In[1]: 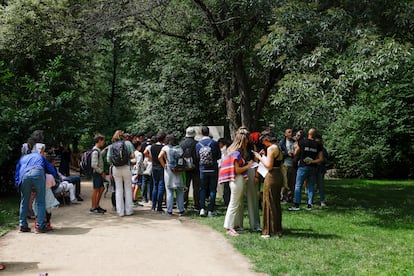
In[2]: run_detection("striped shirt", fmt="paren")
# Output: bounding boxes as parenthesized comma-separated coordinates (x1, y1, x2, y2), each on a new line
(218, 151, 248, 183)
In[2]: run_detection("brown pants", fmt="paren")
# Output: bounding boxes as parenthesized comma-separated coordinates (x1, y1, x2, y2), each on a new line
(262, 168, 283, 236)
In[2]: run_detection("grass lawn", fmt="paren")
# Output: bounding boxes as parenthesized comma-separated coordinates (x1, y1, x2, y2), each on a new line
(0, 193, 19, 236)
(192, 179, 414, 275)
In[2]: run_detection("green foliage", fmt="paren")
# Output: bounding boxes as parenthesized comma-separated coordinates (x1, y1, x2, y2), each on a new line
(325, 41, 414, 178)
(256, 1, 414, 178)
(0, 0, 413, 182)
(0, 194, 19, 236)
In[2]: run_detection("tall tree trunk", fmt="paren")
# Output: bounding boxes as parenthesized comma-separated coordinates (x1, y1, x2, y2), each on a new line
(222, 74, 239, 139)
(233, 53, 253, 131)
(109, 37, 118, 111)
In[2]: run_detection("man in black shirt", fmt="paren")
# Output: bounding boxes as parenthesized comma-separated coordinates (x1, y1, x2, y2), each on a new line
(180, 127, 200, 211)
(289, 128, 323, 211)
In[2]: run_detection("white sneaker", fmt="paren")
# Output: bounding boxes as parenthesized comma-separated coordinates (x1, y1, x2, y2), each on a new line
(288, 206, 300, 211)
(200, 209, 206, 217)
(320, 201, 327, 207)
(207, 211, 216, 217)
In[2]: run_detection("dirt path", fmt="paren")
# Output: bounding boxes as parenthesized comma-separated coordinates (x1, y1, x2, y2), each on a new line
(0, 182, 263, 276)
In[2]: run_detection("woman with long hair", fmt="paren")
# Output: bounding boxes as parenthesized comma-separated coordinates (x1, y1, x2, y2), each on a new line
(253, 130, 284, 238)
(107, 130, 135, 217)
(219, 129, 253, 236)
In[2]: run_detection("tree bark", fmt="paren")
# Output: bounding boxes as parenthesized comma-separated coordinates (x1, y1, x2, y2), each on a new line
(233, 53, 252, 131)
(222, 75, 239, 139)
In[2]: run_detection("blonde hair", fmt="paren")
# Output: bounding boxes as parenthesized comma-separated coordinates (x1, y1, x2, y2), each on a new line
(227, 131, 249, 156)
(111, 130, 124, 143)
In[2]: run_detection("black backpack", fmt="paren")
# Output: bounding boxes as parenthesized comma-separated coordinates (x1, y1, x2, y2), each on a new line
(110, 141, 129, 166)
(182, 147, 195, 170)
(80, 148, 99, 176)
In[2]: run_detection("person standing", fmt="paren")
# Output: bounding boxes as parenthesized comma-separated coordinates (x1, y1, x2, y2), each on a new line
(15, 151, 57, 233)
(180, 127, 200, 211)
(289, 128, 323, 211)
(245, 130, 261, 232)
(107, 130, 135, 217)
(146, 132, 166, 213)
(90, 133, 107, 214)
(253, 130, 284, 238)
(196, 126, 221, 217)
(218, 137, 231, 207)
(131, 141, 144, 207)
(159, 134, 186, 216)
(315, 134, 329, 207)
(279, 128, 296, 203)
(219, 130, 253, 236)
(58, 144, 71, 177)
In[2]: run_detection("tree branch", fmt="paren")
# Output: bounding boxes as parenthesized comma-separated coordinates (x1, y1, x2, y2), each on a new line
(254, 66, 283, 124)
(135, 17, 190, 41)
(192, 0, 225, 41)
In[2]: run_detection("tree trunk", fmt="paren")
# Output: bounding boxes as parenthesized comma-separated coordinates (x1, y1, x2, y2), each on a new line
(223, 74, 239, 139)
(233, 53, 253, 131)
(109, 37, 118, 111)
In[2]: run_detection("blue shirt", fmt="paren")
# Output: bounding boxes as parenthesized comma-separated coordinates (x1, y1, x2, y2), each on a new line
(15, 153, 57, 188)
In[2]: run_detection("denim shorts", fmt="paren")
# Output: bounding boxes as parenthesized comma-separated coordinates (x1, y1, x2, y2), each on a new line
(92, 173, 104, 189)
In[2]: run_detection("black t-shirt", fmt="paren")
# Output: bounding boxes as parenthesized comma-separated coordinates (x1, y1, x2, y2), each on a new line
(150, 144, 164, 170)
(298, 139, 322, 167)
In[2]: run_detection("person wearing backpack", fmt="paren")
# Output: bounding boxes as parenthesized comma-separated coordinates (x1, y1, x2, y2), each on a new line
(159, 134, 186, 216)
(196, 126, 221, 217)
(107, 130, 135, 217)
(90, 133, 107, 214)
(145, 132, 167, 213)
(180, 127, 200, 211)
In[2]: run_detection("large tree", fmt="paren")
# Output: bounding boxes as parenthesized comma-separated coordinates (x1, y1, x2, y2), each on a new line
(107, 0, 282, 134)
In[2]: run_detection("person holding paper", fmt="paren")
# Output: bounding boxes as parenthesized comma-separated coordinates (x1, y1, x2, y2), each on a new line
(219, 130, 253, 236)
(253, 130, 284, 239)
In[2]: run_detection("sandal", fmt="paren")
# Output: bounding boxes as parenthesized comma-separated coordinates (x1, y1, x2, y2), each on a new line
(226, 229, 239, 237)
(0, 264, 5, 270)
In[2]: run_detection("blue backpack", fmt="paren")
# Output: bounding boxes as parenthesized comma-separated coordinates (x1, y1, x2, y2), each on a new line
(168, 146, 186, 172)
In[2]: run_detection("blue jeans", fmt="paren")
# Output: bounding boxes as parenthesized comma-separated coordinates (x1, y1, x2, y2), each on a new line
(166, 186, 185, 213)
(19, 168, 46, 228)
(316, 171, 325, 202)
(199, 171, 218, 212)
(142, 174, 152, 202)
(151, 168, 165, 211)
(294, 166, 317, 205)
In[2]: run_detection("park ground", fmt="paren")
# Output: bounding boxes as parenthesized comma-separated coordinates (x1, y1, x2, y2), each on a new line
(0, 181, 264, 276)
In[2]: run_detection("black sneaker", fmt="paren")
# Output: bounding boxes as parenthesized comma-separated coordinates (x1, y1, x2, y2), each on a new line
(306, 204, 312, 211)
(76, 196, 84, 202)
(97, 207, 107, 213)
(35, 227, 48, 234)
(19, 226, 31, 233)
(90, 208, 105, 214)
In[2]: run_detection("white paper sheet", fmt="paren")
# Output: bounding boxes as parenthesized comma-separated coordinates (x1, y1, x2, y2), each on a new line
(257, 160, 268, 178)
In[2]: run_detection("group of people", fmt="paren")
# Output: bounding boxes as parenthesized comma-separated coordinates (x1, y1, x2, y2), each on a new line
(219, 126, 327, 238)
(16, 130, 84, 233)
(16, 126, 328, 240)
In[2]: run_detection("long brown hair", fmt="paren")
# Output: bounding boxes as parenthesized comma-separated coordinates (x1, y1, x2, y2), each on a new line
(111, 130, 124, 143)
(227, 127, 250, 157)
